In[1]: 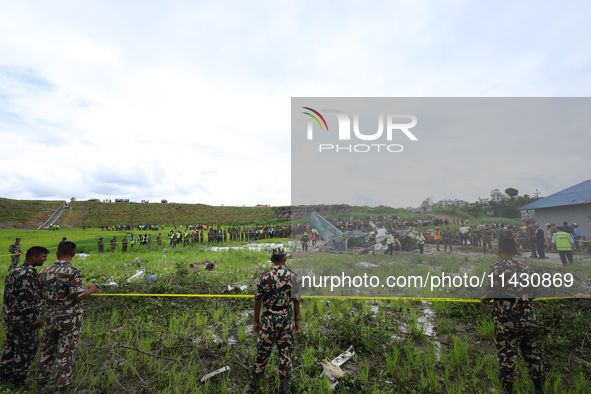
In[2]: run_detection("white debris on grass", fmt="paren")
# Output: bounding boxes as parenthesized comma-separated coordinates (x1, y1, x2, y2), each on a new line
(126, 269, 146, 282)
(200, 366, 230, 382)
(330, 345, 355, 367)
(357, 262, 379, 268)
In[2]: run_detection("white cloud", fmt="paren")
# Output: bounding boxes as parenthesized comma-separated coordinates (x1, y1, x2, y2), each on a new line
(1, 1, 591, 207)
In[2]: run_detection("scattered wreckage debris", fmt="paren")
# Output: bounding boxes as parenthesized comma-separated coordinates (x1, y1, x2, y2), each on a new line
(222, 284, 248, 293)
(309, 211, 419, 253)
(189, 260, 216, 271)
(127, 269, 146, 283)
(317, 345, 356, 390)
(200, 366, 230, 383)
(309, 211, 366, 252)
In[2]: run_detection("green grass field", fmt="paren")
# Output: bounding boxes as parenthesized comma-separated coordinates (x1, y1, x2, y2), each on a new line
(0, 228, 590, 393)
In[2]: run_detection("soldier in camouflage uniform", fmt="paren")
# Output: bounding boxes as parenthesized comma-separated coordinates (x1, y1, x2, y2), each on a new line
(497, 224, 514, 242)
(122, 236, 128, 253)
(8, 237, 24, 271)
(36, 241, 98, 393)
(482, 224, 493, 253)
(469, 227, 477, 247)
(97, 237, 104, 253)
(481, 239, 545, 394)
(248, 247, 301, 394)
(443, 227, 453, 252)
(0, 246, 49, 389)
(110, 236, 117, 252)
(525, 220, 537, 258)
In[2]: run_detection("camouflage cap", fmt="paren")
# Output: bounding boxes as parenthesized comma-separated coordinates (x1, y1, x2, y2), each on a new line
(271, 247, 287, 258)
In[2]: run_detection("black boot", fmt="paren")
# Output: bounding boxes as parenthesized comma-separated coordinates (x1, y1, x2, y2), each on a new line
(533, 380, 545, 394)
(278, 378, 290, 394)
(11, 377, 29, 390)
(501, 380, 513, 394)
(247, 377, 260, 394)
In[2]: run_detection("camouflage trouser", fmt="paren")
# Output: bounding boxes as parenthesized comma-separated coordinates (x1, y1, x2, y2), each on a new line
(483, 239, 492, 253)
(36, 314, 83, 388)
(530, 241, 537, 257)
(110, 245, 116, 252)
(9, 255, 20, 271)
(0, 323, 39, 382)
(122, 244, 127, 253)
(252, 329, 294, 380)
(444, 239, 452, 251)
(98, 245, 104, 253)
(494, 315, 545, 383)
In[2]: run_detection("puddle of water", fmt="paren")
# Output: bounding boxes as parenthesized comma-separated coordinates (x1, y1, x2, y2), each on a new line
(419, 301, 441, 361)
(389, 301, 441, 361)
(370, 305, 379, 318)
(418, 301, 436, 337)
(209, 242, 291, 252)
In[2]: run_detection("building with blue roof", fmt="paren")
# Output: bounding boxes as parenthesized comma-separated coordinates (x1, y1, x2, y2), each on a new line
(521, 179, 591, 244)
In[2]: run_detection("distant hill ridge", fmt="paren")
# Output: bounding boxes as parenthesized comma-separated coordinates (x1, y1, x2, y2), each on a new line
(0, 198, 282, 228)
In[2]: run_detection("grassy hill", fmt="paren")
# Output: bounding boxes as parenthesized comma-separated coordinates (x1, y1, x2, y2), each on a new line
(0, 197, 524, 229)
(56, 201, 281, 228)
(0, 198, 63, 229)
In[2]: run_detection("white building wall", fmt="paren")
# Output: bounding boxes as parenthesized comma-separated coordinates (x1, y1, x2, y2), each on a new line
(532, 204, 591, 242)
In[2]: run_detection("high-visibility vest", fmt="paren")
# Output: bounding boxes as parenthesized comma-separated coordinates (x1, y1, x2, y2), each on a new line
(417, 234, 425, 244)
(554, 232, 572, 251)
(387, 235, 393, 245)
(434, 231, 440, 240)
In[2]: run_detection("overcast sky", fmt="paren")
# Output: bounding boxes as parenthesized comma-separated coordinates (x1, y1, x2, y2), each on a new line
(1, 1, 591, 207)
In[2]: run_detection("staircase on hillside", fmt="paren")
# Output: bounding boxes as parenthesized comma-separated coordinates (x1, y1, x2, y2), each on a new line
(38, 201, 68, 230)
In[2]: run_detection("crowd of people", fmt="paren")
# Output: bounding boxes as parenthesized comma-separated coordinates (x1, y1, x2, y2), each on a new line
(94, 225, 293, 252)
(293, 217, 590, 261)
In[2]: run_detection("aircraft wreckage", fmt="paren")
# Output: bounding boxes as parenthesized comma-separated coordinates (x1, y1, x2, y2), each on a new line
(309, 211, 418, 253)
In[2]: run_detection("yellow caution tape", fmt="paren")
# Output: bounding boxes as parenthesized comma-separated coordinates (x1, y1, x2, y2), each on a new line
(90, 293, 573, 302)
